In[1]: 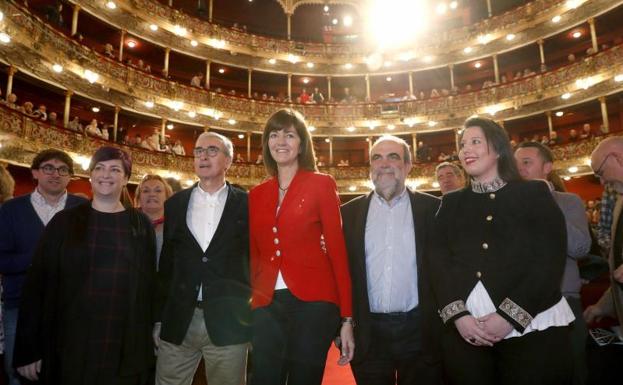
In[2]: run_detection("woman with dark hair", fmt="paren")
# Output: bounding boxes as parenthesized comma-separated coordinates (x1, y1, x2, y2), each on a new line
(249, 109, 354, 385)
(430, 117, 575, 385)
(14, 146, 157, 385)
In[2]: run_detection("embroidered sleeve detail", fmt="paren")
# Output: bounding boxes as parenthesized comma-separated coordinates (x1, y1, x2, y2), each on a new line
(440, 300, 467, 323)
(499, 298, 533, 329)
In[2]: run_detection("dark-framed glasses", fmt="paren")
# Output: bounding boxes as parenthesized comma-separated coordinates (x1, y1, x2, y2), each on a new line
(594, 153, 613, 179)
(38, 164, 71, 176)
(193, 145, 222, 158)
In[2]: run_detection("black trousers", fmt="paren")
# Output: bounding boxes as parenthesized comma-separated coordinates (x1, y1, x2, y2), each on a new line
(350, 308, 442, 385)
(442, 325, 573, 385)
(250, 289, 340, 385)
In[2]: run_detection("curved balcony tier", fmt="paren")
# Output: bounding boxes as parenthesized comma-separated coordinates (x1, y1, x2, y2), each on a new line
(0, 105, 602, 193)
(2, 0, 623, 136)
(70, 0, 621, 75)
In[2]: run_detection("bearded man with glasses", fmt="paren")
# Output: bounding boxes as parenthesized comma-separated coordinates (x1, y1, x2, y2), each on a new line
(0, 149, 87, 385)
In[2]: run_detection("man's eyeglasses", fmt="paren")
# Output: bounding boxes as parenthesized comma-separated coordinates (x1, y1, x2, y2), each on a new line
(594, 153, 613, 179)
(193, 146, 222, 158)
(38, 164, 71, 176)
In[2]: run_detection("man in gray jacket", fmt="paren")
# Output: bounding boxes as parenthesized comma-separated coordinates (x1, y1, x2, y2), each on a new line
(515, 142, 591, 385)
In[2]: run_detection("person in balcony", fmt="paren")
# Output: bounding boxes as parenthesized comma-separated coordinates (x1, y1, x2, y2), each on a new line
(548, 131, 561, 146)
(249, 109, 354, 385)
(85, 119, 103, 138)
(311, 87, 325, 104)
(47, 112, 58, 127)
(341, 87, 356, 103)
(430, 89, 440, 98)
(14, 147, 157, 385)
(172, 140, 186, 156)
(190, 73, 204, 88)
(21, 102, 36, 117)
(429, 117, 574, 385)
(146, 129, 162, 152)
(104, 43, 116, 59)
(67, 116, 82, 132)
(568, 129, 579, 142)
(6, 94, 18, 110)
(402, 90, 417, 100)
(580, 124, 594, 140)
(299, 88, 310, 104)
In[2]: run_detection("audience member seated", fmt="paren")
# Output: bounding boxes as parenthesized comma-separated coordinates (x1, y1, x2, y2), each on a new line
(85, 118, 103, 138)
(190, 72, 204, 88)
(568, 53, 576, 62)
(299, 88, 311, 104)
(234, 153, 246, 163)
(580, 123, 594, 140)
(67, 116, 83, 132)
(437, 152, 450, 162)
(146, 129, 161, 151)
(430, 88, 439, 98)
(568, 129, 579, 142)
(104, 43, 115, 59)
(6, 94, 17, 109)
(549, 130, 560, 146)
(255, 154, 263, 164)
(32, 104, 47, 121)
(540, 135, 549, 145)
(44, 1, 64, 28)
(311, 87, 325, 104)
(102, 127, 109, 141)
(337, 159, 349, 167)
(341, 87, 356, 103)
(47, 111, 58, 126)
(21, 102, 36, 116)
(172, 140, 186, 156)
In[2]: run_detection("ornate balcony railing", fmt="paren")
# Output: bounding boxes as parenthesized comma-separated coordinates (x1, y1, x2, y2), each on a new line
(0, 105, 604, 193)
(1, 0, 623, 136)
(69, 0, 622, 75)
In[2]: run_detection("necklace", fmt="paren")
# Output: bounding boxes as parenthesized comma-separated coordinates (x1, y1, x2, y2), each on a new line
(279, 184, 289, 192)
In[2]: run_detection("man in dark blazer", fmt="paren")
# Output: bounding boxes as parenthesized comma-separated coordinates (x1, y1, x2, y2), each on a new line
(341, 135, 443, 385)
(155, 132, 250, 385)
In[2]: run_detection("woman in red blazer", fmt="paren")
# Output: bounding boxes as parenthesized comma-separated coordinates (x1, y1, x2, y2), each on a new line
(249, 108, 354, 385)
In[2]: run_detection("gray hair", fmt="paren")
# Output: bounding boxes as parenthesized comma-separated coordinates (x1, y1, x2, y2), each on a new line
(435, 162, 463, 177)
(196, 131, 234, 159)
(370, 135, 412, 164)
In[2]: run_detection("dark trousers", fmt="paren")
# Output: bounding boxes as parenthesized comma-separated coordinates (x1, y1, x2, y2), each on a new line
(350, 308, 442, 385)
(442, 325, 573, 385)
(566, 296, 588, 385)
(250, 289, 340, 385)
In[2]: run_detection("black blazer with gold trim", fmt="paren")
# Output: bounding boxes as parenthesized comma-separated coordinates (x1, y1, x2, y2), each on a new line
(429, 180, 567, 333)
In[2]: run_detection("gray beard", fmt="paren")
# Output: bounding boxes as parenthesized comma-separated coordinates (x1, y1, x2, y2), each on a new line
(374, 178, 400, 202)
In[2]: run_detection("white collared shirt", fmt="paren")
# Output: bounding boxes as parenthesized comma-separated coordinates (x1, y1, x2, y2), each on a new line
(187, 182, 229, 300)
(30, 188, 68, 225)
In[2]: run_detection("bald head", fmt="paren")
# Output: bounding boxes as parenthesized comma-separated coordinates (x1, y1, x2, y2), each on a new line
(591, 137, 623, 191)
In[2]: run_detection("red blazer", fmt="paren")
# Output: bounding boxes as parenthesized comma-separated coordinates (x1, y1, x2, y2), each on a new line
(249, 170, 352, 317)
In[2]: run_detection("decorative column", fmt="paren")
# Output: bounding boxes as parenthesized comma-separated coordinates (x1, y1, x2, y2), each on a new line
(168, 0, 173, 6)
(161, 118, 167, 138)
(365, 74, 371, 101)
(327, 76, 332, 100)
(119, 30, 126, 62)
(205, 60, 211, 90)
(246, 134, 251, 163)
(5, 66, 17, 101)
(63, 90, 72, 128)
(493, 54, 500, 83)
(287, 73, 292, 100)
(247, 68, 253, 98)
(408, 71, 414, 96)
(486, 0, 492, 17)
(600, 97, 610, 133)
(588, 18, 598, 53)
(537, 39, 545, 67)
(411, 133, 417, 161)
(208, 0, 213, 22)
(113, 106, 120, 142)
(367, 136, 373, 162)
(71, 4, 80, 37)
(164, 47, 171, 76)
(328, 138, 333, 165)
(449, 64, 455, 90)
(546, 111, 553, 135)
(286, 13, 292, 40)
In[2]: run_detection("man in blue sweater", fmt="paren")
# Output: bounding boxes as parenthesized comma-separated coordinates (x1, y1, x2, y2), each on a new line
(0, 149, 87, 385)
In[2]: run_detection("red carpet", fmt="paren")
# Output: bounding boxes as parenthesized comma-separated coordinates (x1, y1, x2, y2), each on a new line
(322, 345, 356, 385)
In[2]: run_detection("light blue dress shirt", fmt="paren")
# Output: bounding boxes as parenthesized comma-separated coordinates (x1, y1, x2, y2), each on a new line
(365, 189, 418, 313)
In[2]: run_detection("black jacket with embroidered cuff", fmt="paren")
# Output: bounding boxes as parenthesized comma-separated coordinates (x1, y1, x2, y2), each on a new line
(428, 180, 567, 333)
